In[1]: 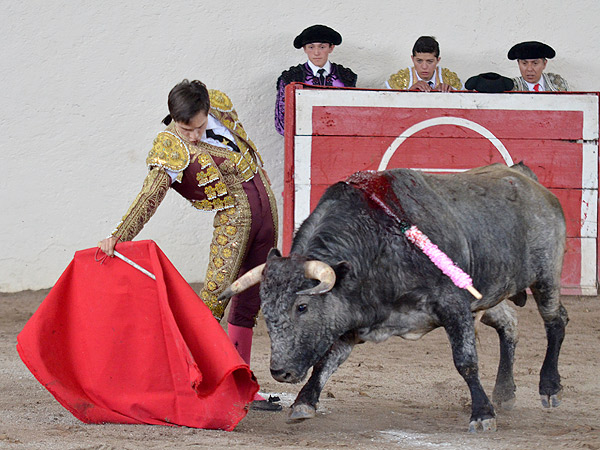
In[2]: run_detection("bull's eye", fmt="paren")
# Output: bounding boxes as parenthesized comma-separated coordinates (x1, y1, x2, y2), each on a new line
(297, 304, 308, 314)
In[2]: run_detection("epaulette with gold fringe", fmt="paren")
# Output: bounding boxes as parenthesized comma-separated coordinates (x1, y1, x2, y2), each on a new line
(146, 131, 190, 172)
(441, 68, 463, 90)
(209, 89, 262, 174)
(387, 68, 411, 90)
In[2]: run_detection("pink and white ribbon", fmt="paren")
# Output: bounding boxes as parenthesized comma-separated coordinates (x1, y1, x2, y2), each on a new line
(404, 226, 482, 299)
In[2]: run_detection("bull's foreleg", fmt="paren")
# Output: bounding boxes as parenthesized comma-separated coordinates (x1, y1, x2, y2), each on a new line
(481, 301, 518, 410)
(288, 331, 357, 423)
(439, 301, 496, 432)
(530, 282, 568, 408)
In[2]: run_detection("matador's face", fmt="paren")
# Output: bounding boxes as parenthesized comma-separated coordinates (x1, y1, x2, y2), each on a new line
(517, 58, 547, 84)
(303, 43, 335, 68)
(411, 52, 440, 82)
(174, 111, 209, 146)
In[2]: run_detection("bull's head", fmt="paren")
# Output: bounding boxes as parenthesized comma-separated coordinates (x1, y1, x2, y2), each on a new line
(219, 248, 352, 384)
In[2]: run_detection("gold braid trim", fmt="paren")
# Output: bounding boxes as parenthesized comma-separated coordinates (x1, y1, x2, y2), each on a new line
(209, 89, 263, 172)
(208, 89, 235, 114)
(200, 165, 278, 321)
(200, 172, 253, 321)
(111, 167, 171, 242)
(441, 68, 463, 90)
(188, 141, 237, 212)
(387, 68, 410, 89)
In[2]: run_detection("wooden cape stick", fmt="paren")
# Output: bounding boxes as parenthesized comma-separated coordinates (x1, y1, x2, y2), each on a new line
(113, 250, 156, 280)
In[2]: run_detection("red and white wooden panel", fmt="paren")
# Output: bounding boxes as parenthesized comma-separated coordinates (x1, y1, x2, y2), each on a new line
(283, 84, 598, 295)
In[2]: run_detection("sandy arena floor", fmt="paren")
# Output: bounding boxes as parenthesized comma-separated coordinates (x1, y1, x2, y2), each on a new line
(0, 287, 599, 449)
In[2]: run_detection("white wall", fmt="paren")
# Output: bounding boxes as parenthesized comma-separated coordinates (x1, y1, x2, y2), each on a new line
(2, 0, 599, 292)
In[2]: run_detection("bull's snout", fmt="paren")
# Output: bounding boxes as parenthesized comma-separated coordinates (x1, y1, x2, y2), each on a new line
(270, 367, 302, 383)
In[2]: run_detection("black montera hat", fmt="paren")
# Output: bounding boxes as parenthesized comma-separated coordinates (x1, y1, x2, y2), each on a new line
(507, 41, 555, 60)
(465, 72, 515, 93)
(293, 25, 342, 49)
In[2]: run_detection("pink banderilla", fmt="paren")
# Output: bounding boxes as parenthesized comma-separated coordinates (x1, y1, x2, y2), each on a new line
(404, 225, 482, 300)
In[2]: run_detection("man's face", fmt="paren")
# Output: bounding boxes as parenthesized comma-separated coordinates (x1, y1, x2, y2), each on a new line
(411, 52, 440, 81)
(518, 58, 547, 84)
(303, 43, 335, 68)
(174, 111, 208, 146)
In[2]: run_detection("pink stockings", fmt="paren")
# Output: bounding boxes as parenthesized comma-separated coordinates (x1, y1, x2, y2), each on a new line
(227, 323, 265, 401)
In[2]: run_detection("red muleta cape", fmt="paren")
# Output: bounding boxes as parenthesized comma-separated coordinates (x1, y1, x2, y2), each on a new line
(16, 240, 259, 430)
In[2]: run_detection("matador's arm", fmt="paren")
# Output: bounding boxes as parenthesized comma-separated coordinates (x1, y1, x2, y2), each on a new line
(110, 167, 171, 242)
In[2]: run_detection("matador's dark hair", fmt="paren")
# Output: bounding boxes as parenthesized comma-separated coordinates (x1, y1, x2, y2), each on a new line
(162, 79, 210, 125)
(412, 36, 440, 58)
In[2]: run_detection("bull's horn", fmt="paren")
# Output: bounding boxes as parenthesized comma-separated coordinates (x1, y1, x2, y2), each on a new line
(297, 261, 336, 295)
(217, 263, 265, 301)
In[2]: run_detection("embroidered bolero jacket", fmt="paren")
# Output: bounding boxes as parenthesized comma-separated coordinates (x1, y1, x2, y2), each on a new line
(111, 90, 265, 242)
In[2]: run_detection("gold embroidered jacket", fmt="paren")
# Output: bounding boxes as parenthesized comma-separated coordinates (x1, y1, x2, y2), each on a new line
(387, 67, 462, 90)
(111, 90, 265, 241)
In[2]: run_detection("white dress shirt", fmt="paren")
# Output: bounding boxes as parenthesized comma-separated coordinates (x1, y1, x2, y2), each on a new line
(165, 114, 237, 183)
(524, 78, 546, 91)
(307, 60, 332, 77)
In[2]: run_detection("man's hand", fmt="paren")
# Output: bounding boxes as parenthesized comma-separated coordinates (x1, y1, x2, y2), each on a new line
(435, 82, 454, 93)
(98, 236, 119, 257)
(409, 80, 433, 92)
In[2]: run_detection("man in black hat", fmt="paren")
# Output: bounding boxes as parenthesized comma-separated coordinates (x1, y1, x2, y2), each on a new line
(274, 24, 357, 135)
(508, 41, 569, 92)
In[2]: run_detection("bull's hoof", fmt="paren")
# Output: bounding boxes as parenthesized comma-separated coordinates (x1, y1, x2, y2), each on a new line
(494, 396, 516, 411)
(540, 391, 561, 408)
(286, 403, 316, 423)
(468, 417, 497, 433)
(492, 388, 516, 411)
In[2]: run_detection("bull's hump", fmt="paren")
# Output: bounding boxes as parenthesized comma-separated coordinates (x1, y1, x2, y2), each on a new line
(345, 170, 411, 232)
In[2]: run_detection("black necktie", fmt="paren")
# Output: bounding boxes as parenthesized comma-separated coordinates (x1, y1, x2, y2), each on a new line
(428, 81, 435, 88)
(317, 68, 326, 85)
(206, 129, 240, 152)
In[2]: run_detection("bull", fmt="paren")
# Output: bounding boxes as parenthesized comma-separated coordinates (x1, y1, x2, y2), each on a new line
(220, 163, 568, 432)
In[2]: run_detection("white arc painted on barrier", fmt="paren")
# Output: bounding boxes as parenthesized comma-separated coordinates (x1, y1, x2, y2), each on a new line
(378, 117, 514, 171)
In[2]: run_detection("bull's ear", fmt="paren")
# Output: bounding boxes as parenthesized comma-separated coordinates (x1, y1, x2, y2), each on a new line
(333, 261, 351, 283)
(267, 248, 282, 260)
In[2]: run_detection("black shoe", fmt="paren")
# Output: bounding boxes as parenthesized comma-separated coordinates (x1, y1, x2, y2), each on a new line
(250, 396, 282, 412)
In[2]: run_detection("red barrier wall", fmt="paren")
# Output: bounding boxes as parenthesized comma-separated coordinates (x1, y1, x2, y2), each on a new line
(283, 84, 599, 295)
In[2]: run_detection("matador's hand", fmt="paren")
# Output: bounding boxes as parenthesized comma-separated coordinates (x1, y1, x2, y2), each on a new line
(98, 236, 119, 257)
(436, 82, 453, 93)
(409, 80, 432, 92)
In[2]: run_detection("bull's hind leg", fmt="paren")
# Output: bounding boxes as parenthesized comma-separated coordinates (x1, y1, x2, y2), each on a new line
(288, 331, 357, 423)
(530, 280, 568, 408)
(438, 299, 496, 432)
(481, 301, 518, 410)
